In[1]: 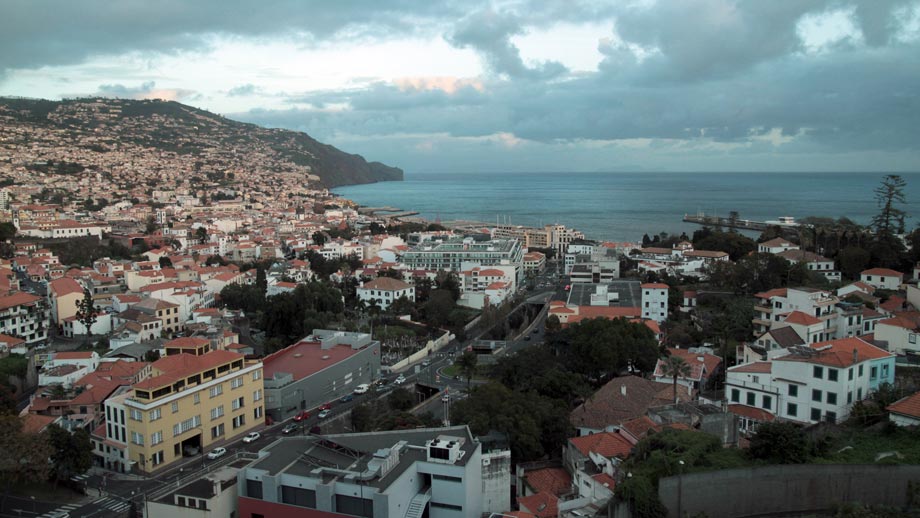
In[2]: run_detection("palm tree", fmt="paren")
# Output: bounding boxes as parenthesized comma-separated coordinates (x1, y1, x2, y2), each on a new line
(661, 355, 692, 404)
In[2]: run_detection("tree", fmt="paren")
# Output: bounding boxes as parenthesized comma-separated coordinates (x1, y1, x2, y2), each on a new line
(47, 424, 93, 484)
(389, 295, 416, 318)
(871, 174, 908, 235)
(387, 387, 415, 411)
(312, 231, 326, 247)
(144, 215, 158, 235)
(748, 422, 809, 464)
(0, 415, 53, 509)
(74, 288, 97, 343)
(837, 246, 871, 280)
(195, 226, 208, 243)
(661, 355, 691, 404)
(455, 351, 479, 391)
(143, 349, 161, 362)
(158, 256, 173, 269)
(544, 314, 561, 335)
(0, 222, 16, 242)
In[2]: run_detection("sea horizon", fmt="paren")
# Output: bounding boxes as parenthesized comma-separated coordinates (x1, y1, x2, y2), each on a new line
(333, 171, 920, 243)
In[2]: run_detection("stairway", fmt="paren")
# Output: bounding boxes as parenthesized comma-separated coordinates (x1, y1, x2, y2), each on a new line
(405, 486, 432, 518)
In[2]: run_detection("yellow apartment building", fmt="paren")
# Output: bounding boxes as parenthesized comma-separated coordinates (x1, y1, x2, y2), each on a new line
(124, 350, 264, 473)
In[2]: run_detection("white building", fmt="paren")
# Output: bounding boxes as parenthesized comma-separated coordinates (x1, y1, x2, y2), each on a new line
(758, 237, 799, 254)
(887, 392, 920, 427)
(726, 338, 894, 425)
(860, 268, 904, 291)
(357, 277, 416, 311)
(640, 283, 668, 323)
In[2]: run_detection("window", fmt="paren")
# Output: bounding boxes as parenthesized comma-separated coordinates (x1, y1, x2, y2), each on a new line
(151, 431, 163, 445)
(253, 389, 262, 402)
(246, 480, 263, 500)
(232, 415, 246, 429)
(826, 411, 837, 423)
(231, 377, 244, 389)
(828, 369, 838, 382)
(173, 415, 201, 436)
(130, 409, 142, 421)
(232, 397, 244, 410)
(131, 432, 144, 445)
(858, 365, 864, 376)
(848, 392, 853, 404)
(827, 393, 837, 405)
(848, 368, 853, 380)
(746, 392, 756, 406)
(171, 401, 179, 413)
(281, 486, 316, 508)
(149, 408, 161, 421)
(431, 503, 463, 511)
(254, 406, 263, 420)
(193, 393, 200, 404)
(871, 366, 878, 379)
(210, 385, 223, 398)
(857, 388, 863, 400)
(731, 389, 740, 402)
(811, 408, 821, 421)
(813, 366, 823, 379)
(812, 389, 822, 402)
(787, 403, 798, 416)
(252, 371, 261, 381)
(211, 405, 224, 420)
(151, 450, 164, 466)
(762, 395, 772, 410)
(788, 385, 798, 397)
(211, 424, 224, 438)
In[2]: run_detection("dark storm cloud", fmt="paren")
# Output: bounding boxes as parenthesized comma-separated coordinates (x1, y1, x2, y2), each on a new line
(0, 0, 474, 73)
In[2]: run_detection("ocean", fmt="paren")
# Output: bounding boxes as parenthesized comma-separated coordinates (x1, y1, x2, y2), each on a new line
(332, 172, 920, 242)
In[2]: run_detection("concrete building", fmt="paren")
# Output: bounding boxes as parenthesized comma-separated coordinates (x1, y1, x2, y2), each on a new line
(887, 391, 920, 427)
(0, 292, 49, 344)
(262, 330, 381, 421)
(860, 268, 904, 291)
(640, 283, 668, 323)
(124, 350, 264, 474)
(48, 277, 84, 326)
(134, 297, 183, 337)
(357, 277, 415, 311)
(402, 237, 524, 285)
(146, 465, 241, 518)
(874, 315, 920, 355)
(238, 426, 506, 518)
(725, 338, 894, 425)
(522, 251, 546, 274)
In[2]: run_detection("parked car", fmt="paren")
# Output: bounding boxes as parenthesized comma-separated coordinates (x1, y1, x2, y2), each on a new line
(207, 447, 227, 460)
(293, 410, 310, 422)
(282, 423, 299, 435)
(242, 432, 261, 444)
(340, 394, 355, 403)
(353, 383, 370, 394)
(394, 375, 406, 385)
(318, 409, 331, 419)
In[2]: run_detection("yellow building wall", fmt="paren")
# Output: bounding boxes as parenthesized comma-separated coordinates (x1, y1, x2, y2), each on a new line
(125, 363, 264, 473)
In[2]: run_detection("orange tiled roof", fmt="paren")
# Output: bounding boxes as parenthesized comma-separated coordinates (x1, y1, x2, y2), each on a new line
(887, 391, 920, 419)
(524, 467, 572, 496)
(569, 431, 634, 459)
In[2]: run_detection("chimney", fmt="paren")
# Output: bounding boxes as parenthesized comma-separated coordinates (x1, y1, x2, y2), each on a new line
(620, 385, 627, 396)
(853, 348, 858, 365)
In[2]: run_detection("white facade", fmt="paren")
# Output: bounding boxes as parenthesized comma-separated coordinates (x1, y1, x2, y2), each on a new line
(641, 284, 668, 323)
(860, 269, 904, 290)
(357, 278, 416, 311)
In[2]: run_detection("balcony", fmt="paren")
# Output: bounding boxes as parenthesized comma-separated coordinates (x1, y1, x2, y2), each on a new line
(754, 305, 773, 314)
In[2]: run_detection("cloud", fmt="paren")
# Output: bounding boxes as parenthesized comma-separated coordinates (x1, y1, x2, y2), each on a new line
(227, 83, 258, 97)
(95, 81, 197, 101)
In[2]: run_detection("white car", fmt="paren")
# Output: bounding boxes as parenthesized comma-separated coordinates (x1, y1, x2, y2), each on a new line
(242, 432, 261, 444)
(353, 383, 370, 394)
(441, 393, 450, 402)
(318, 409, 331, 419)
(207, 447, 227, 459)
(394, 375, 406, 385)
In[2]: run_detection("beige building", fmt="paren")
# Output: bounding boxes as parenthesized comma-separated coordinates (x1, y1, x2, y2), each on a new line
(48, 277, 84, 325)
(134, 297, 183, 337)
(124, 350, 264, 474)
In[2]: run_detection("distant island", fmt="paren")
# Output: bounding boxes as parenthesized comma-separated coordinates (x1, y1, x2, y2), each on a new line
(0, 96, 403, 189)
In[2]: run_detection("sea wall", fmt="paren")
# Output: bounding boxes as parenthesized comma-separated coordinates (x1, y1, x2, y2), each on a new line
(658, 464, 920, 518)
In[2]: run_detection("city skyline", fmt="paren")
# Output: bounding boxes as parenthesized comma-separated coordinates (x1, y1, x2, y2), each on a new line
(2, 1, 920, 174)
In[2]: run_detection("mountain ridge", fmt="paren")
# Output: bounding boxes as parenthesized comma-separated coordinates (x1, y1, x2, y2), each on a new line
(0, 96, 402, 189)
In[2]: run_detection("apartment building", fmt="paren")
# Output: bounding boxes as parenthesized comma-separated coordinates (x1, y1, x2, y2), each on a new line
(48, 277, 84, 326)
(357, 277, 415, 311)
(134, 297, 183, 337)
(640, 283, 668, 323)
(402, 237, 524, 284)
(123, 350, 264, 474)
(0, 292, 49, 344)
(752, 287, 839, 338)
(860, 268, 904, 290)
(726, 338, 895, 425)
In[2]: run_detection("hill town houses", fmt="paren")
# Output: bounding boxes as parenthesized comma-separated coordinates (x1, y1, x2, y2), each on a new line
(2, 130, 920, 518)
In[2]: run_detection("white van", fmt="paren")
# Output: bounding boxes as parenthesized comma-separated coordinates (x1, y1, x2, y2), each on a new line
(353, 383, 370, 394)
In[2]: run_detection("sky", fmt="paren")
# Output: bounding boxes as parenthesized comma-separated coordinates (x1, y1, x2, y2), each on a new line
(2, 0, 920, 174)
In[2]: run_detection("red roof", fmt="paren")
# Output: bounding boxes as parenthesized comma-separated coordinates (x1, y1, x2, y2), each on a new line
(794, 337, 894, 368)
(878, 316, 920, 331)
(592, 473, 618, 490)
(517, 492, 558, 518)
(135, 350, 243, 390)
(361, 277, 412, 291)
(728, 404, 776, 422)
(524, 467, 572, 496)
(641, 283, 669, 289)
(263, 339, 367, 381)
(887, 391, 920, 419)
(569, 431, 634, 459)
(0, 292, 41, 310)
(729, 362, 773, 374)
(861, 268, 904, 278)
(783, 311, 822, 326)
(49, 277, 83, 297)
(54, 351, 96, 360)
(755, 288, 787, 300)
(164, 337, 211, 349)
